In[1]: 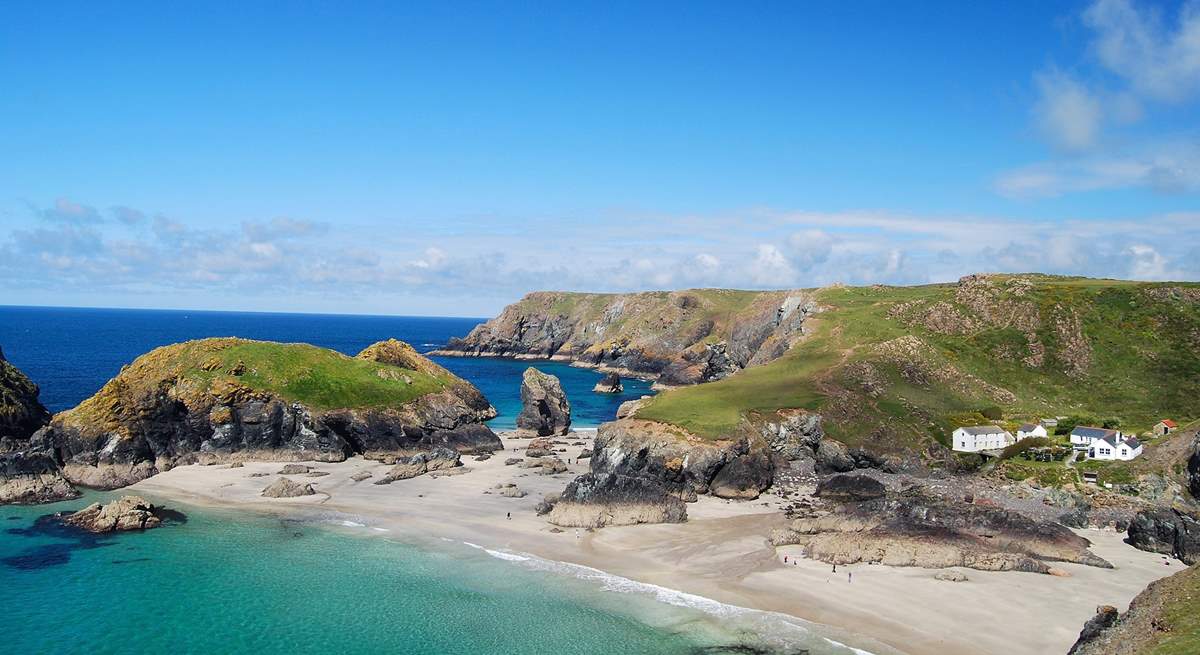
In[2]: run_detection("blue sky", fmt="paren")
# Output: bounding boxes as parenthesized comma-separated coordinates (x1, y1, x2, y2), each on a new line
(1, 0, 1198, 316)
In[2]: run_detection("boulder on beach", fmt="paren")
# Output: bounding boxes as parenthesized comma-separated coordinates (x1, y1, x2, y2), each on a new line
(516, 368, 571, 436)
(261, 477, 317, 498)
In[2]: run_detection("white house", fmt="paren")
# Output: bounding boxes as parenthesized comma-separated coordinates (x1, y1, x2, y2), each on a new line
(1088, 434, 1143, 461)
(952, 425, 1015, 452)
(1016, 423, 1048, 440)
(1070, 426, 1123, 450)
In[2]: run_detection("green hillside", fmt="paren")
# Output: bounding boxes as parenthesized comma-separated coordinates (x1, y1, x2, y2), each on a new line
(637, 275, 1200, 453)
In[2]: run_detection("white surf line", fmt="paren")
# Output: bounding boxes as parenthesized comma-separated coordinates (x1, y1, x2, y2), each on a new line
(457, 541, 882, 655)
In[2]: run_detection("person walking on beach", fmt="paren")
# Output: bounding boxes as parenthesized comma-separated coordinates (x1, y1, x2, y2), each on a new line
(848, 571, 852, 583)
(832, 564, 836, 573)
(506, 512, 510, 520)
(784, 555, 788, 564)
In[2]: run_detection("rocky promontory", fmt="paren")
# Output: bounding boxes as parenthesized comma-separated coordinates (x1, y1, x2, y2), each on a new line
(434, 289, 817, 384)
(548, 412, 824, 527)
(516, 367, 571, 436)
(1, 338, 503, 502)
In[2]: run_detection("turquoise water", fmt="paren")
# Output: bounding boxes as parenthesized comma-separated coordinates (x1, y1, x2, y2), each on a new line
(0, 305, 654, 429)
(0, 493, 868, 655)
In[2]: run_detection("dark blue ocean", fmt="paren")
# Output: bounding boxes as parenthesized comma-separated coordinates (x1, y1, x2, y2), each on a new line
(0, 305, 653, 429)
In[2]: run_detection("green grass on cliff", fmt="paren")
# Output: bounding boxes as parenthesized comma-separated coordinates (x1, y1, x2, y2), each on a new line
(637, 276, 1200, 451)
(68, 338, 457, 426)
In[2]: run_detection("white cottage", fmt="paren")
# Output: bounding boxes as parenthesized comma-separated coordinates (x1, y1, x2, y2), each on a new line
(1070, 426, 1123, 449)
(952, 425, 1015, 452)
(1088, 435, 1143, 461)
(1016, 423, 1048, 440)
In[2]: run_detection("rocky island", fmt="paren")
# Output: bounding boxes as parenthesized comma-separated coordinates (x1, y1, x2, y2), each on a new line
(0, 337, 501, 501)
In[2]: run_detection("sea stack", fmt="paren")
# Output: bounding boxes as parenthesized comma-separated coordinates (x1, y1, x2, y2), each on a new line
(592, 372, 623, 394)
(516, 367, 571, 436)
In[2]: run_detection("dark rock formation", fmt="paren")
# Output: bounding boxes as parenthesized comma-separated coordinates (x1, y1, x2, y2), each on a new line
(0, 345, 51, 440)
(592, 372, 623, 393)
(516, 368, 571, 436)
(815, 439, 855, 473)
(1068, 606, 1119, 655)
(434, 289, 817, 384)
(0, 447, 78, 504)
(815, 473, 887, 502)
(1126, 507, 1200, 564)
(261, 477, 316, 498)
(1, 338, 503, 502)
(772, 487, 1112, 573)
(62, 495, 165, 532)
(548, 472, 687, 528)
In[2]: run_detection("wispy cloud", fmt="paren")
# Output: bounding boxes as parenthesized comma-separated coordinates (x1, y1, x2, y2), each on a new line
(999, 0, 1200, 197)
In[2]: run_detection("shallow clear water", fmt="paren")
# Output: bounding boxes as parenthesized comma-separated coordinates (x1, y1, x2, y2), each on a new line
(0, 493, 864, 655)
(0, 305, 653, 429)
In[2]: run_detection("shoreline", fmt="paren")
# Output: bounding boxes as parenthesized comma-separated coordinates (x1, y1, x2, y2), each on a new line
(427, 349, 663, 385)
(129, 432, 1179, 655)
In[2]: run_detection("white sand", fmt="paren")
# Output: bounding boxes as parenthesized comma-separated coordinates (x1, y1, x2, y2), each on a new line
(131, 433, 1178, 655)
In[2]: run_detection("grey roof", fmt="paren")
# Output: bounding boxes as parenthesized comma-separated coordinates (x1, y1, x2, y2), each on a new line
(1018, 423, 1039, 432)
(1072, 426, 1118, 440)
(958, 425, 1007, 435)
(1123, 437, 1142, 450)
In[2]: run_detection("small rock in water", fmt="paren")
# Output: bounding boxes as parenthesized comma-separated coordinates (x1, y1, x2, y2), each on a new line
(61, 495, 166, 533)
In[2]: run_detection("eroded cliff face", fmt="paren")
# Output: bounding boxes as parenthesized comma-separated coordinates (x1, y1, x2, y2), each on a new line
(0, 338, 502, 501)
(435, 289, 817, 384)
(547, 412, 824, 527)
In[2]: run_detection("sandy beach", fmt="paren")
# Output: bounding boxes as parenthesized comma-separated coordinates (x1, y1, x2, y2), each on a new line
(131, 431, 1178, 655)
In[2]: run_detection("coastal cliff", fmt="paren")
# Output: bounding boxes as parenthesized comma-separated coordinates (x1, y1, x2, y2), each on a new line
(434, 289, 817, 384)
(0, 337, 501, 500)
(0, 345, 51, 440)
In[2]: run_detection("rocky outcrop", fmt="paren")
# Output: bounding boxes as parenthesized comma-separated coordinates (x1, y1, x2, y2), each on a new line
(1068, 606, 1119, 655)
(0, 338, 503, 502)
(516, 368, 571, 436)
(0, 446, 78, 504)
(435, 289, 817, 383)
(61, 495, 165, 532)
(1187, 433, 1200, 500)
(548, 472, 687, 528)
(0, 346, 51, 439)
(261, 477, 316, 498)
(1068, 564, 1200, 655)
(772, 486, 1112, 573)
(592, 372, 623, 393)
(1125, 507, 1200, 564)
(373, 447, 461, 484)
(548, 414, 822, 527)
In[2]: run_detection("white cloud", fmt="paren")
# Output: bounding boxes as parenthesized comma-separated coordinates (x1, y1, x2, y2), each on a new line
(747, 244, 795, 286)
(1033, 70, 1103, 151)
(1084, 0, 1200, 103)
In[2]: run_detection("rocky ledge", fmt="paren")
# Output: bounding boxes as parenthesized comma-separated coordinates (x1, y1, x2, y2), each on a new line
(547, 412, 825, 528)
(1125, 507, 1200, 565)
(61, 495, 168, 532)
(0, 345, 52, 440)
(770, 474, 1112, 574)
(1, 338, 503, 503)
